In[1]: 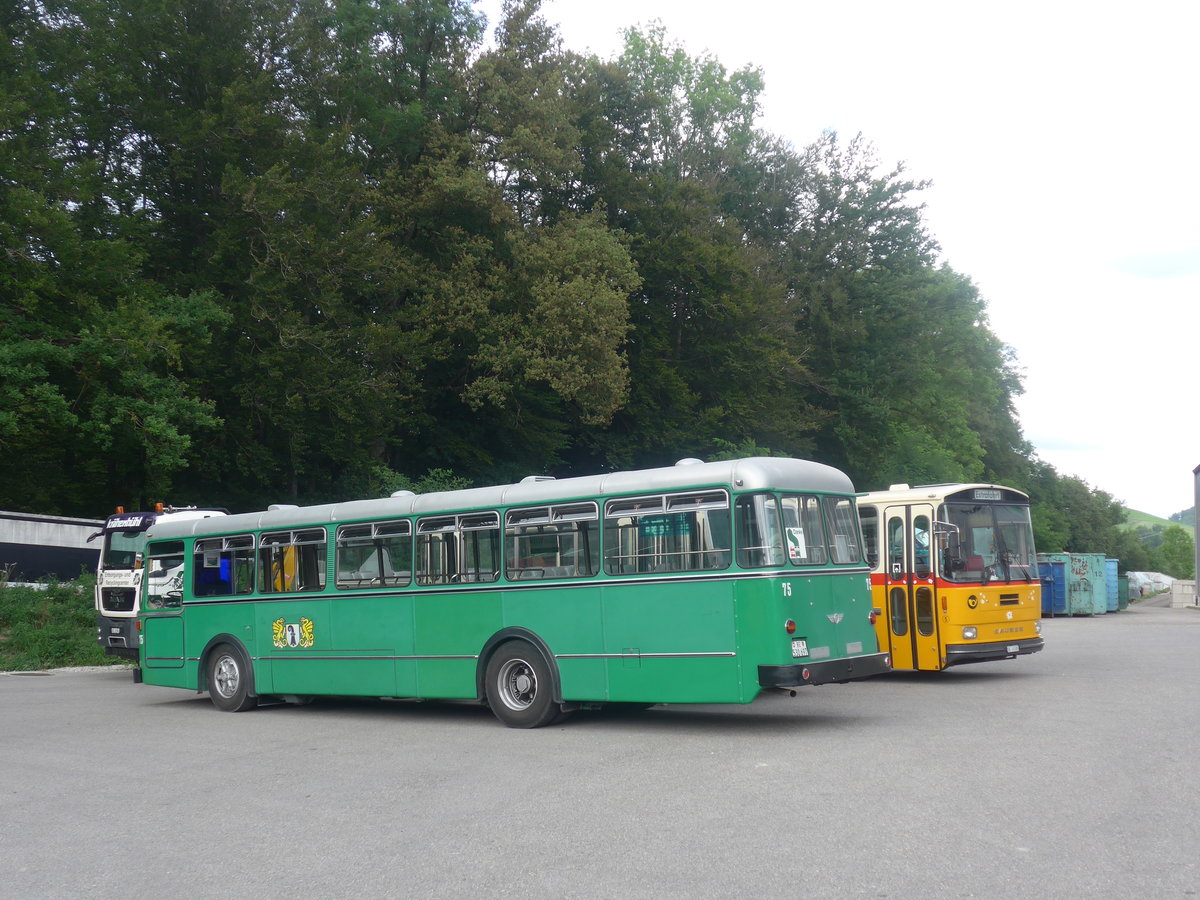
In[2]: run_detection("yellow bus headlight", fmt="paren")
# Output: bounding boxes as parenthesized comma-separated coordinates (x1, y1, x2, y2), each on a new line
(962, 626, 977, 640)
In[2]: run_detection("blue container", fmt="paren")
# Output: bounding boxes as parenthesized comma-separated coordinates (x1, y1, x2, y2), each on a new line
(1039, 556, 1067, 616)
(1104, 558, 1120, 613)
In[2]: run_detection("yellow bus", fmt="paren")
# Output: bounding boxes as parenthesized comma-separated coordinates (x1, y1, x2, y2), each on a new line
(857, 484, 1043, 671)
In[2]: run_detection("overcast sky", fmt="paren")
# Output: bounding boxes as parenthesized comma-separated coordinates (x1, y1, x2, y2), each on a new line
(478, 0, 1199, 517)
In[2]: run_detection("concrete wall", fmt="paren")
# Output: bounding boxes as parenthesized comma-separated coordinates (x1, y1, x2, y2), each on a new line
(1169, 579, 1197, 608)
(0, 511, 103, 581)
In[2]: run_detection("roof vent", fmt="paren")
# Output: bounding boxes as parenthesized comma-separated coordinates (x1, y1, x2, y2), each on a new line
(390, 490, 415, 498)
(521, 475, 556, 483)
(268, 504, 298, 511)
(675, 458, 704, 466)
(888, 484, 910, 491)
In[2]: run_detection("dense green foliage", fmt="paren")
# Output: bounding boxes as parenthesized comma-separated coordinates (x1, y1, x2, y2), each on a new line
(0, 577, 122, 670)
(1167, 507, 1196, 528)
(0, 0, 1171, 571)
(1155, 526, 1196, 579)
(1123, 522, 1195, 579)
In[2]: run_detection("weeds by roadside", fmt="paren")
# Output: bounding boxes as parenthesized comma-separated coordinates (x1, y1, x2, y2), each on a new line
(0, 576, 124, 671)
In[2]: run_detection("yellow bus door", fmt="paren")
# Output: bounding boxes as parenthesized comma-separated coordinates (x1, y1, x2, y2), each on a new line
(883, 504, 942, 671)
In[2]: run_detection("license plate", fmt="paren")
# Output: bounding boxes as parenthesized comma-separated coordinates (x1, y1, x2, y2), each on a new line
(1007, 644, 1020, 653)
(791, 639, 809, 658)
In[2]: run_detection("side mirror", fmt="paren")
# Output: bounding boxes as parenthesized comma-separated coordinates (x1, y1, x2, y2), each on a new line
(934, 521, 962, 570)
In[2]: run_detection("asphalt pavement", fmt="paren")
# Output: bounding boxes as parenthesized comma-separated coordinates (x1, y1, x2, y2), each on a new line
(2, 602, 1197, 898)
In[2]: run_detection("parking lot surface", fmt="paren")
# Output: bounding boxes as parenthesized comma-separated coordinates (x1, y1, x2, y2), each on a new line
(2, 604, 1197, 898)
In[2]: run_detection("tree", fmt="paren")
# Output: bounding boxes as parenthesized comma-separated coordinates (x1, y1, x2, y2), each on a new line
(470, 0, 581, 224)
(781, 132, 1031, 492)
(1153, 525, 1195, 579)
(1109, 529, 1151, 573)
(0, 2, 227, 513)
(1167, 507, 1195, 528)
(1, 3, 1063, 523)
(1026, 464, 1128, 558)
(546, 25, 818, 472)
(189, 0, 642, 499)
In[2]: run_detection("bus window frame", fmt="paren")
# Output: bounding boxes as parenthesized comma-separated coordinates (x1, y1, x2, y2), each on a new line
(603, 490, 731, 576)
(145, 540, 186, 609)
(193, 534, 256, 598)
(336, 520, 413, 589)
(822, 495, 864, 565)
(415, 512, 501, 586)
(860, 505, 880, 568)
(258, 528, 328, 594)
(505, 502, 600, 581)
(735, 492, 784, 569)
(779, 494, 827, 565)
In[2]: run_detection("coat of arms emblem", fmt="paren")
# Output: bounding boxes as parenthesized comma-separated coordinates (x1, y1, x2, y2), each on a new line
(272, 617, 315, 648)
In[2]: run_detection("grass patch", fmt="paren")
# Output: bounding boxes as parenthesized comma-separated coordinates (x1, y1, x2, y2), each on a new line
(0, 576, 126, 671)
(1122, 507, 1194, 538)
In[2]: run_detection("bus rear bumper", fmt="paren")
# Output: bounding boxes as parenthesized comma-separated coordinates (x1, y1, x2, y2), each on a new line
(759, 652, 891, 688)
(945, 637, 1044, 665)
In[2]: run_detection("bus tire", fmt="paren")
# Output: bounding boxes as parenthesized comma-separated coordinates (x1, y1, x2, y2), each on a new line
(484, 641, 560, 728)
(207, 643, 257, 712)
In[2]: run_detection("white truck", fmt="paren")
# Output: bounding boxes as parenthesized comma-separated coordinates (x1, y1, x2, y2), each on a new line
(93, 505, 226, 659)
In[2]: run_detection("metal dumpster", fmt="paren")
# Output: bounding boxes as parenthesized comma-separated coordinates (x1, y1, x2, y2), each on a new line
(1076, 553, 1109, 615)
(1038, 553, 1106, 616)
(1117, 574, 1130, 611)
(1039, 555, 1067, 616)
(1104, 558, 1120, 613)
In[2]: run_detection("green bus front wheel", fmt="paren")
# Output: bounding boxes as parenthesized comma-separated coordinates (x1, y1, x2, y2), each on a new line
(207, 644, 257, 712)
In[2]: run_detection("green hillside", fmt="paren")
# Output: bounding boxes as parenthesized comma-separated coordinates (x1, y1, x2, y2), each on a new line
(1123, 508, 1194, 539)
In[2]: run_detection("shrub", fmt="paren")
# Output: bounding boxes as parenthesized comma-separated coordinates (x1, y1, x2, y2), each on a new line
(0, 577, 123, 671)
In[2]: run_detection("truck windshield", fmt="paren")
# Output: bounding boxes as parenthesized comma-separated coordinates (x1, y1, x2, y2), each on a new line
(101, 532, 147, 570)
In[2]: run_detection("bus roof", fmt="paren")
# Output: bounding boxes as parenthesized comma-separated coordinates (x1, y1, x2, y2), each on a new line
(857, 483, 1030, 505)
(147, 457, 856, 541)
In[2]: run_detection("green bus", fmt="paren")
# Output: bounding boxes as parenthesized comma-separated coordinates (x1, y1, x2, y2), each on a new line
(137, 457, 890, 727)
